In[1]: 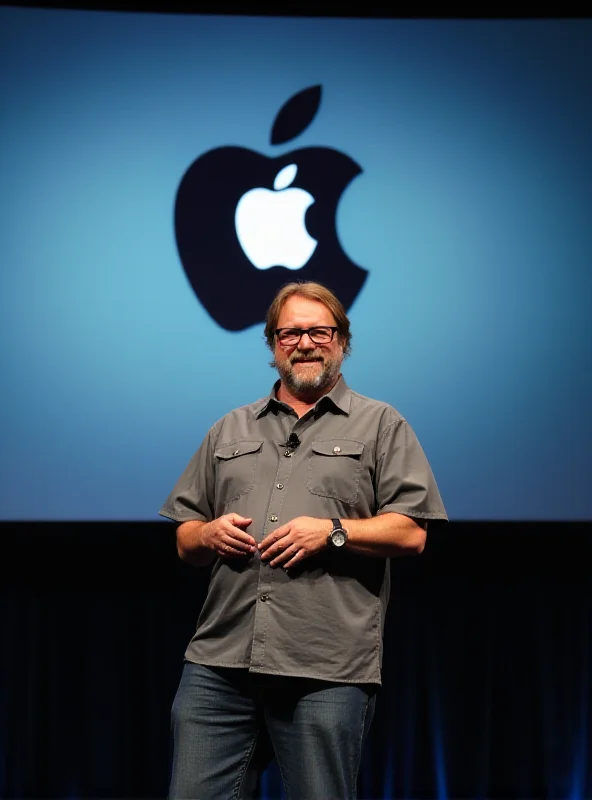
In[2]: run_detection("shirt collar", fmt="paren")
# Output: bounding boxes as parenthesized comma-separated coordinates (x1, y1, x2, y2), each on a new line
(254, 375, 352, 419)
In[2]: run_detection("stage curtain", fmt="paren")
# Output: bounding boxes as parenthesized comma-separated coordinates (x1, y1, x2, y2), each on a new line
(1, 522, 590, 799)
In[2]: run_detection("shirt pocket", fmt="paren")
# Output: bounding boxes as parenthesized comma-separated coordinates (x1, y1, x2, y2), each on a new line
(307, 439, 365, 505)
(214, 440, 263, 503)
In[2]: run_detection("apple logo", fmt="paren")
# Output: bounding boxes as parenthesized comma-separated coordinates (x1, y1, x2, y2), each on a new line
(174, 85, 368, 332)
(235, 163, 317, 270)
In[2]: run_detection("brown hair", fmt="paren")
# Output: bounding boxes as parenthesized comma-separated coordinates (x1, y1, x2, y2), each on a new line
(264, 281, 352, 355)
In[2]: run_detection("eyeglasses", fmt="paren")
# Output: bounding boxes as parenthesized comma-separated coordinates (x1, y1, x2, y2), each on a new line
(275, 326, 339, 346)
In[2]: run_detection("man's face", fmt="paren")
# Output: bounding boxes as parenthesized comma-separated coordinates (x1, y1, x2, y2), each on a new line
(272, 295, 345, 398)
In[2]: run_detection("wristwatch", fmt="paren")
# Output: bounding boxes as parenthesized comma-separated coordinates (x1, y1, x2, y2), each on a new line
(327, 518, 348, 548)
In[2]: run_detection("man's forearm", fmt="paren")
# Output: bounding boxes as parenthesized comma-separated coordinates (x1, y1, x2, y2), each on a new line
(179, 513, 425, 567)
(344, 512, 427, 558)
(176, 519, 216, 567)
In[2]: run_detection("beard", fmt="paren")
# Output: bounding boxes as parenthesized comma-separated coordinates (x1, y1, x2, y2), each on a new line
(272, 349, 343, 398)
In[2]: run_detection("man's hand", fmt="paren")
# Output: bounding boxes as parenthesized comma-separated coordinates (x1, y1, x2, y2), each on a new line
(202, 513, 256, 558)
(259, 516, 332, 569)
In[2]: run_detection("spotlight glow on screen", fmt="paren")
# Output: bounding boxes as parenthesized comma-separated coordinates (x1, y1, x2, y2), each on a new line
(1, 9, 591, 520)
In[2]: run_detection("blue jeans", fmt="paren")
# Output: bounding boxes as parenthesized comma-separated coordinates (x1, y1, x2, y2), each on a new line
(169, 662, 376, 799)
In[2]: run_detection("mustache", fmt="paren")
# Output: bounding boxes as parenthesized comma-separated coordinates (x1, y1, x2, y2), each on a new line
(290, 354, 324, 364)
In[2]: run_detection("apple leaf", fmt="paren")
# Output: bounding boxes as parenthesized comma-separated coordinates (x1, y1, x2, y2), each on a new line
(270, 85, 322, 146)
(273, 164, 297, 190)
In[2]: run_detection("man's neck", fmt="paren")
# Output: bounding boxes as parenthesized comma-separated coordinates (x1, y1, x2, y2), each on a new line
(276, 376, 340, 418)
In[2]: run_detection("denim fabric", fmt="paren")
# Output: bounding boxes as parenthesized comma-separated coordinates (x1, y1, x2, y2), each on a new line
(169, 662, 376, 799)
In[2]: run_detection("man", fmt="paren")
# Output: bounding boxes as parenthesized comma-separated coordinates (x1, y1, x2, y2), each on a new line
(160, 281, 447, 799)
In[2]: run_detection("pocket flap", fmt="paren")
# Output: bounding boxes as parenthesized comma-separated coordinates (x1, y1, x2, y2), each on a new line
(311, 439, 364, 457)
(215, 440, 264, 460)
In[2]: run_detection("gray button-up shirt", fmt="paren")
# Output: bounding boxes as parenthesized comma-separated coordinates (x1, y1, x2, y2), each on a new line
(159, 377, 447, 685)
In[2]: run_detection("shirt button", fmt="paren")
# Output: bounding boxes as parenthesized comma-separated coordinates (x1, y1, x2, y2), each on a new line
(233, 449, 240, 456)
(269, 514, 278, 522)
(276, 483, 284, 490)
(260, 594, 269, 602)
(333, 446, 341, 454)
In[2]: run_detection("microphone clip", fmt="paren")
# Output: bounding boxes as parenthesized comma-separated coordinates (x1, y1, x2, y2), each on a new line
(283, 433, 300, 456)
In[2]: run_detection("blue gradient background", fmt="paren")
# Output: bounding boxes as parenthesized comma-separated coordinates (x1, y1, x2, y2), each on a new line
(1, 9, 590, 520)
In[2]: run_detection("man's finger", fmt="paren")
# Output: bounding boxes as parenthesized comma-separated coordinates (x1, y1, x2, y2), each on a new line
(220, 541, 251, 558)
(268, 541, 299, 567)
(261, 535, 291, 560)
(259, 524, 289, 551)
(222, 521, 256, 546)
(226, 514, 253, 527)
(223, 533, 255, 553)
(277, 545, 306, 569)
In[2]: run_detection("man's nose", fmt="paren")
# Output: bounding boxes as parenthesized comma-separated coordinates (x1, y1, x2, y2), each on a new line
(297, 333, 316, 349)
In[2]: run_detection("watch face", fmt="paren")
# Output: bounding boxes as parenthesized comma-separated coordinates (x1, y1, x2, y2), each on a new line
(331, 530, 347, 547)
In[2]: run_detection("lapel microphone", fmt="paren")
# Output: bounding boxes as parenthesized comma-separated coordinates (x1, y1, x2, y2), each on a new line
(285, 433, 301, 450)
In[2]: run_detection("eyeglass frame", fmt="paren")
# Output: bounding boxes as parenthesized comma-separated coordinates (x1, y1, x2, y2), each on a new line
(274, 326, 340, 346)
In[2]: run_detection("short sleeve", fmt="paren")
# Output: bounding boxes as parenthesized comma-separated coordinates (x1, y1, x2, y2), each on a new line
(375, 418, 448, 522)
(158, 425, 218, 523)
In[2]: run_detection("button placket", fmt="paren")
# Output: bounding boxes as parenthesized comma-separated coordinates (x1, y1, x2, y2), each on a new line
(261, 447, 294, 545)
(250, 440, 296, 668)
